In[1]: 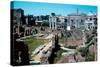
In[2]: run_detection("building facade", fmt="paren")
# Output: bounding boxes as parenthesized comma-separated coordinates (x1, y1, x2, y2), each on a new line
(11, 9, 25, 25)
(49, 12, 97, 31)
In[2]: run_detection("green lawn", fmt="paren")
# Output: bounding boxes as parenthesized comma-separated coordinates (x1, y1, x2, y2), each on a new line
(59, 37, 64, 44)
(23, 37, 47, 60)
(85, 52, 95, 61)
(54, 49, 63, 63)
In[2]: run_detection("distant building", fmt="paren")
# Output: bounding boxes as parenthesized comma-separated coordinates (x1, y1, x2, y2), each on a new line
(49, 16, 57, 29)
(84, 12, 97, 30)
(25, 15, 36, 26)
(11, 9, 25, 25)
(49, 11, 97, 31)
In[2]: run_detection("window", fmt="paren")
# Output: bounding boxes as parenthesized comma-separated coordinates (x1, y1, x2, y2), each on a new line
(80, 19, 84, 25)
(81, 19, 83, 22)
(90, 17, 92, 21)
(65, 19, 67, 22)
(71, 19, 73, 22)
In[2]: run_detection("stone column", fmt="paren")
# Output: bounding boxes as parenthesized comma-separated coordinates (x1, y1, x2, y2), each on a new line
(49, 17, 51, 29)
(54, 17, 57, 29)
(25, 17, 28, 25)
(51, 17, 53, 30)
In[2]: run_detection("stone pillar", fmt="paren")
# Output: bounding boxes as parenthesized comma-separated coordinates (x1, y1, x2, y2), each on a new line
(49, 17, 51, 29)
(25, 17, 28, 25)
(49, 16, 57, 30)
(54, 17, 57, 29)
(52, 17, 54, 29)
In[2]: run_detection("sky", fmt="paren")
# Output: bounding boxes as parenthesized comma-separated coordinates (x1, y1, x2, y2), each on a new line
(11, 1, 97, 16)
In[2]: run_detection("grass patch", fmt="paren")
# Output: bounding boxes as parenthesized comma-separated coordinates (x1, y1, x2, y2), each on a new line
(54, 49, 63, 63)
(23, 37, 47, 60)
(66, 46, 77, 49)
(85, 52, 95, 61)
(59, 37, 64, 44)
